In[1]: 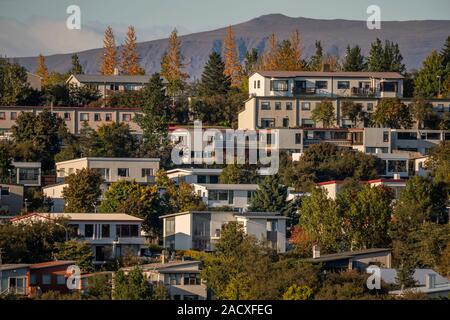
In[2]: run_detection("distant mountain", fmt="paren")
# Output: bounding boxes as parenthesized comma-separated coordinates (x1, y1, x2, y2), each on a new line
(9, 14, 450, 79)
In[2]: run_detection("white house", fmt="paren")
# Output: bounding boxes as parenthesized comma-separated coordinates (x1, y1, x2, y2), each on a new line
(161, 211, 287, 253)
(166, 168, 222, 185)
(192, 183, 259, 212)
(11, 213, 145, 263)
(11, 161, 42, 187)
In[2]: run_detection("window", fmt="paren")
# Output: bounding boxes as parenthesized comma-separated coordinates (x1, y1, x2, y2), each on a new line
(29, 274, 36, 285)
(302, 119, 315, 128)
(337, 81, 350, 89)
(122, 114, 132, 122)
(183, 273, 201, 285)
(168, 273, 182, 285)
(388, 160, 407, 173)
(57, 275, 66, 285)
(102, 224, 110, 238)
(218, 191, 229, 201)
(366, 147, 389, 154)
(85, 224, 94, 237)
(173, 295, 181, 300)
(105, 113, 113, 122)
(247, 191, 255, 199)
(0, 112, 5, 120)
(286, 102, 293, 110)
(383, 131, 389, 142)
(209, 176, 219, 184)
(270, 80, 289, 91)
(10, 112, 17, 120)
(267, 219, 278, 232)
(437, 104, 444, 112)
(380, 81, 397, 92)
(110, 84, 119, 91)
(0, 187, 10, 196)
(315, 81, 328, 89)
(253, 81, 257, 89)
(19, 168, 39, 181)
(116, 224, 139, 237)
(94, 113, 101, 122)
(257, 80, 261, 89)
(295, 133, 302, 144)
(367, 103, 374, 111)
(261, 118, 275, 128)
(94, 168, 110, 181)
(301, 102, 311, 110)
(42, 275, 52, 285)
(275, 102, 281, 110)
(80, 113, 89, 121)
(165, 217, 175, 236)
(425, 132, 441, 140)
(118, 168, 129, 177)
(141, 168, 154, 178)
(64, 112, 71, 121)
(397, 132, 417, 140)
(261, 102, 270, 110)
(282, 118, 289, 128)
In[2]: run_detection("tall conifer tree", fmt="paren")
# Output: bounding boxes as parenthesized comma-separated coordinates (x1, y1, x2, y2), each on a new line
(100, 26, 118, 75)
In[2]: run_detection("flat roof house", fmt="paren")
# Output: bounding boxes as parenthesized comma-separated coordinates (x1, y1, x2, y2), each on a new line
(166, 168, 222, 185)
(192, 183, 259, 212)
(11, 213, 145, 264)
(11, 161, 41, 187)
(161, 211, 287, 253)
(123, 260, 208, 300)
(0, 264, 30, 295)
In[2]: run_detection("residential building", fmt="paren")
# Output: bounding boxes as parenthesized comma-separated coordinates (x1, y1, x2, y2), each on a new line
(166, 168, 222, 185)
(192, 183, 259, 212)
(66, 74, 152, 99)
(0, 264, 30, 295)
(161, 211, 287, 253)
(124, 260, 208, 300)
(10, 213, 146, 264)
(28, 261, 76, 295)
(305, 247, 392, 272)
(386, 270, 450, 299)
(56, 157, 159, 184)
(0, 183, 24, 215)
(11, 161, 42, 187)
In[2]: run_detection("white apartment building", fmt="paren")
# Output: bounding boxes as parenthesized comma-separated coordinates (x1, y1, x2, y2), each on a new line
(11, 161, 42, 187)
(161, 211, 287, 253)
(11, 213, 145, 263)
(192, 183, 259, 212)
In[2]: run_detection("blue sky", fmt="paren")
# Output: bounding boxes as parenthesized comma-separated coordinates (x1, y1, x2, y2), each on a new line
(1, 0, 449, 56)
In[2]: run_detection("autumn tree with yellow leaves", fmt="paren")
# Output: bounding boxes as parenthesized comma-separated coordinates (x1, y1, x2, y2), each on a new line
(35, 54, 49, 86)
(100, 26, 118, 75)
(121, 26, 145, 75)
(261, 30, 305, 71)
(223, 26, 242, 88)
(160, 28, 189, 96)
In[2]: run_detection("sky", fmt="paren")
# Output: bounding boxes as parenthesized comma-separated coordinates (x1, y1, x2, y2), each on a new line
(1, 0, 449, 57)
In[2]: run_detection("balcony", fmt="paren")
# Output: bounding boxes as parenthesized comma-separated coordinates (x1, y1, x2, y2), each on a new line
(293, 87, 316, 95)
(304, 139, 353, 147)
(350, 87, 375, 97)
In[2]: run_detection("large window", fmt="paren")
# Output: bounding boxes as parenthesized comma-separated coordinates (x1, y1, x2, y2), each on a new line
(183, 273, 201, 285)
(380, 81, 398, 92)
(337, 81, 350, 89)
(94, 168, 110, 180)
(165, 217, 175, 236)
(261, 102, 270, 110)
(80, 113, 89, 121)
(117, 168, 129, 177)
(315, 81, 328, 89)
(85, 224, 94, 237)
(19, 168, 39, 181)
(270, 80, 289, 91)
(397, 132, 417, 140)
(302, 119, 315, 128)
(388, 160, 407, 173)
(102, 224, 110, 238)
(167, 273, 182, 285)
(116, 224, 139, 237)
(301, 102, 311, 110)
(141, 168, 154, 178)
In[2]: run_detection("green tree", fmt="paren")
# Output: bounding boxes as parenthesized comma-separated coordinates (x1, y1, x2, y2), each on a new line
(68, 84, 101, 106)
(62, 168, 103, 213)
(95, 122, 137, 157)
(414, 50, 450, 98)
(372, 98, 413, 129)
(410, 98, 434, 129)
(219, 164, 258, 184)
(342, 45, 366, 71)
(341, 100, 364, 127)
(440, 35, 450, 69)
(199, 52, 231, 96)
(70, 54, 83, 74)
(439, 112, 450, 130)
(426, 142, 450, 196)
(282, 284, 313, 300)
(83, 274, 112, 300)
(240, 48, 259, 92)
(0, 141, 13, 183)
(248, 175, 288, 213)
(367, 38, 384, 72)
(113, 267, 151, 300)
(367, 38, 405, 73)
(308, 41, 323, 71)
(311, 100, 335, 127)
(52, 240, 94, 273)
(0, 58, 33, 105)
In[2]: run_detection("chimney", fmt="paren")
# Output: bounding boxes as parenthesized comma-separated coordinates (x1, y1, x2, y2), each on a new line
(113, 67, 119, 76)
(313, 245, 321, 259)
(425, 273, 436, 289)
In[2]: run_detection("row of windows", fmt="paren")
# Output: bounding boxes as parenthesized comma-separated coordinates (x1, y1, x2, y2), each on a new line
(261, 118, 314, 129)
(61, 168, 154, 178)
(30, 274, 66, 286)
(259, 101, 376, 111)
(165, 273, 201, 286)
(0, 111, 134, 122)
(82, 224, 139, 238)
(269, 80, 376, 91)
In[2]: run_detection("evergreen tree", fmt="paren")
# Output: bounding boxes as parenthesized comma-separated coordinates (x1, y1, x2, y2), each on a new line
(240, 48, 259, 92)
(414, 50, 450, 98)
(219, 164, 258, 184)
(36, 54, 49, 86)
(262, 33, 278, 71)
(223, 25, 242, 88)
(342, 45, 366, 71)
(70, 54, 83, 74)
(121, 25, 145, 75)
(372, 98, 413, 129)
(367, 38, 405, 73)
(62, 168, 103, 213)
(367, 38, 384, 72)
(100, 26, 118, 75)
(199, 52, 231, 96)
(308, 41, 323, 71)
(113, 267, 151, 300)
(52, 240, 94, 273)
(440, 35, 450, 69)
(0, 58, 32, 105)
(160, 28, 188, 96)
(248, 175, 288, 213)
(0, 141, 13, 183)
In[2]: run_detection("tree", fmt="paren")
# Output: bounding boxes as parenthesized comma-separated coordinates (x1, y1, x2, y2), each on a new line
(440, 35, 450, 69)
(372, 98, 413, 129)
(219, 164, 258, 184)
(100, 26, 118, 75)
(410, 98, 434, 129)
(62, 168, 103, 213)
(248, 175, 288, 213)
(113, 267, 151, 300)
(95, 122, 137, 157)
(261, 30, 304, 71)
(426, 142, 450, 196)
(68, 83, 101, 106)
(298, 188, 342, 253)
(414, 50, 450, 98)
(367, 38, 405, 73)
(439, 112, 450, 130)
(240, 48, 259, 92)
(120, 25, 145, 75)
(261, 33, 278, 71)
(341, 100, 364, 127)
(223, 26, 242, 88)
(0, 141, 13, 183)
(311, 100, 335, 127)
(160, 28, 188, 96)
(134, 73, 171, 156)
(83, 273, 112, 300)
(308, 41, 323, 71)
(52, 240, 94, 273)
(282, 284, 313, 300)
(166, 182, 206, 212)
(36, 54, 50, 86)
(0, 58, 33, 105)
(199, 52, 231, 96)
(70, 54, 83, 74)
(342, 45, 366, 71)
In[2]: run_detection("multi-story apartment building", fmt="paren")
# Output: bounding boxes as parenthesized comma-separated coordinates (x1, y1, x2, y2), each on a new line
(11, 213, 146, 263)
(161, 211, 287, 253)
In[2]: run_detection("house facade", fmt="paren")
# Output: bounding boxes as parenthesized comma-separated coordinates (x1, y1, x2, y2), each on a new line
(166, 168, 222, 185)
(161, 211, 287, 253)
(0, 183, 24, 215)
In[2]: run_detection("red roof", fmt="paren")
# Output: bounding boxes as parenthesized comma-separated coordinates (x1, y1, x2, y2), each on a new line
(317, 180, 345, 186)
(30, 261, 75, 270)
(9, 212, 52, 222)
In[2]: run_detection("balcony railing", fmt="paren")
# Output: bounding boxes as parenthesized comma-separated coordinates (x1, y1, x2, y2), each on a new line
(293, 87, 316, 95)
(350, 87, 375, 97)
(304, 139, 353, 147)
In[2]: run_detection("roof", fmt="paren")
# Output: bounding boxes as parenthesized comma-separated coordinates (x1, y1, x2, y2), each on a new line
(166, 168, 223, 175)
(252, 71, 404, 79)
(0, 105, 141, 111)
(56, 157, 160, 166)
(306, 248, 391, 263)
(11, 213, 143, 223)
(159, 211, 281, 219)
(389, 283, 450, 295)
(68, 74, 152, 84)
(123, 260, 201, 273)
(0, 264, 30, 271)
(193, 183, 259, 191)
(30, 261, 76, 270)
(367, 179, 407, 184)
(366, 268, 449, 286)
